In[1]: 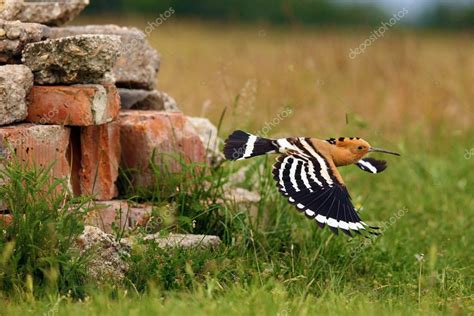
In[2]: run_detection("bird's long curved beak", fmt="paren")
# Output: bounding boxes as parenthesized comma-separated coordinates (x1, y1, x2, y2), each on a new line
(369, 147, 400, 156)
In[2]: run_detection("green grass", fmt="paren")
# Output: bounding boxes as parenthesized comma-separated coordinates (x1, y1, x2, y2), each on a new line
(0, 156, 92, 300)
(1, 20, 473, 315)
(1, 129, 473, 315)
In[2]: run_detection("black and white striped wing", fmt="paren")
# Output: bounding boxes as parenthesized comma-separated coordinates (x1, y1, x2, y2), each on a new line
(272, 138, 379, 237)
(356, 158, 387, 174)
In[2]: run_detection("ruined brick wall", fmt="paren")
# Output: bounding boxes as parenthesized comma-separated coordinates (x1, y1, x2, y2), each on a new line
(0, 1, 219, 231)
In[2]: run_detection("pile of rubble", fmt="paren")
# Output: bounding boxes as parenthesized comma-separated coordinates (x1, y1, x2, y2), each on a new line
(0, 0, 222, 232)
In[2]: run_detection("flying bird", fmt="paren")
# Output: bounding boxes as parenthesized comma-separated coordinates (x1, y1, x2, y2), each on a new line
(224, 130, 400, 237)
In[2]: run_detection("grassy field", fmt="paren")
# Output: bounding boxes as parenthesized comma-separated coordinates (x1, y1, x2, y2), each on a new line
(2, 19, 474, 315)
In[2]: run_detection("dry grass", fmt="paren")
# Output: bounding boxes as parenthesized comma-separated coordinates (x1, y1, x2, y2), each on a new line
(76, 18, 474, 143)
(150, 21, 473, 141)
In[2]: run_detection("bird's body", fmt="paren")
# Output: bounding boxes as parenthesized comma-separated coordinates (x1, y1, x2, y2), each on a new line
(224, 130, 400, 237)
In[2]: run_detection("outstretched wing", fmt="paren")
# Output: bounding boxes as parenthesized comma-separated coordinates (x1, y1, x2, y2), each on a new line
(356, 158, 387, 174)
(272, 137, 379, 237)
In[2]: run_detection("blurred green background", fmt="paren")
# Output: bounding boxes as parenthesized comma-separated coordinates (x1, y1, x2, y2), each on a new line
(83, 0, 474, 29)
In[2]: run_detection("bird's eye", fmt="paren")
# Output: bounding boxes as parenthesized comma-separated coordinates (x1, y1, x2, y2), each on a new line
(358, 146, 364, 150)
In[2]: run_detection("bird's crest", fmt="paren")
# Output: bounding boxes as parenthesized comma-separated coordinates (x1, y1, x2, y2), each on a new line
(326, 137, 361, 145)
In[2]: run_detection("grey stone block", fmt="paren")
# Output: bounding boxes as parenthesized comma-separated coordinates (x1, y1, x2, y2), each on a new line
(0, 65, 33, 126)
(0, 0, 23, 21)
(187, 116, 223, 165)
(50, 25, 160, 90)
(22, 34, 121, 85)
(1, 0, 89, 26)
(76, 226, 129, 284)
(0, 19, 50, 63)
(119, 89, 179, 111)
(142, 233, 222, 249)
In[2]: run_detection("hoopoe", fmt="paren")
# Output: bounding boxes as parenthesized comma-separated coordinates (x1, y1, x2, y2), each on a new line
(224, 130, 400, 237)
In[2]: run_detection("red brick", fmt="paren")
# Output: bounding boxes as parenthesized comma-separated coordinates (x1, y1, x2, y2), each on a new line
(85, 200, 153, 233)
(0, 124, 71, 188)
(73, 122, 121, 201)
(119, 111, 206, 188)
(27, 84, 120, 126)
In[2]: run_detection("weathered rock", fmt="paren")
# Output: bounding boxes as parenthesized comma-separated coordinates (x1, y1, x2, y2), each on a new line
(85, 200, 154, 233)
(0, 124, 72, 188)
(227, 164, 265, 187)
(0, 0, 22, 21)
(142, 233, 221, 249)
(0, 19, 50, 63)
(119, 89, 179, 111)
(0, 65, 33, 126)
(75, 226, 129, 283)
(50, 25, 160, 90)
(222, 186, 262, 223)
(223, 187, 261, 204)
(187, 116, 223, 165)
(22, 35, 121, 85)
(2, 0, 89, 26)
(75, 122, 121, 201)
(27, 84, 121, 126)
(119, 111, 206, 189)
(101, 72, 116, 85)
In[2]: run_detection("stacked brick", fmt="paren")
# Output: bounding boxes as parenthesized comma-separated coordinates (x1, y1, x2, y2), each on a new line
(0, 1, 208, 231)
(22, 34, 122, 200)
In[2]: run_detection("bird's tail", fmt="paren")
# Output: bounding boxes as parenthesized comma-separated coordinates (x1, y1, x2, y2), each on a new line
(224, 130, 278, 161)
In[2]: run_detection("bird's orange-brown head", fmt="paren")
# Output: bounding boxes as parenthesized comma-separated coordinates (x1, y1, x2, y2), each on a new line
(327, 137, 399, 166)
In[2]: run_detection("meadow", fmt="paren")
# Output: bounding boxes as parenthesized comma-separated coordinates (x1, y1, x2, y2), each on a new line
(2, 19, 474, 315)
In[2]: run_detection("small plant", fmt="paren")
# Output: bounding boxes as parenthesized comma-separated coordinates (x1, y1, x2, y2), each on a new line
(416, 253, 425, 307)
(118, 150, 237, 238)
(0, 156, 92, 300)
